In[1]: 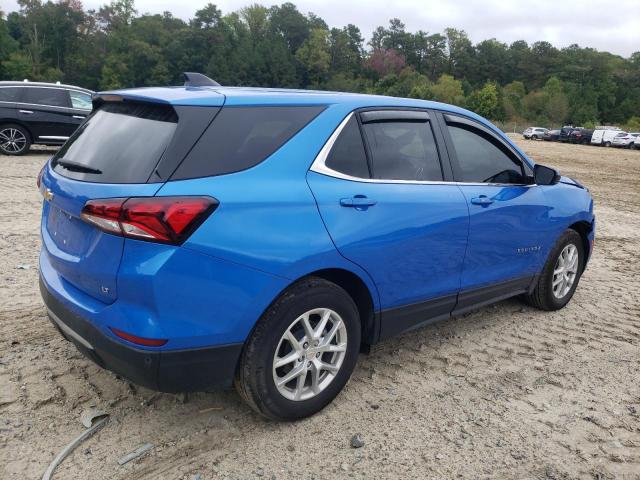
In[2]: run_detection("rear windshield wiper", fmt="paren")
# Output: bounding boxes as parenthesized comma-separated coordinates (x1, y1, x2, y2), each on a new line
(56, 159, 102, 175)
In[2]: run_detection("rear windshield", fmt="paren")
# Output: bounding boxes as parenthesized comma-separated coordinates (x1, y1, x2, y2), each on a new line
(171, 106, 325, 180)
(52, 102, 178, 183)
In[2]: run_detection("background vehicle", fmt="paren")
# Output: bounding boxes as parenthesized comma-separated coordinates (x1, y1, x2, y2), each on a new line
(611, 132, 640, 148)
(38, 75, 595, 420)
(559, 126, 580, 142)
(591, 126, 622, 146)
(634, 135, 640, 150)
(569, 128, 594, 144)
(0, 81, 93, 155)
(523, 127, 548, 140)
(543, 129, 561, 141)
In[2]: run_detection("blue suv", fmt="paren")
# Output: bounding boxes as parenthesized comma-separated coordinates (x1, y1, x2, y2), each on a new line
(39, 74, 595, 420)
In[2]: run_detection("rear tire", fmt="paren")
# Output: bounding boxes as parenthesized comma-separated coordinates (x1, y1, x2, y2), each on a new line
(0, 124, 31, 155)
(604, 141, 611, 147)
(523, 229, 584, 311)
(532, 134, 539, 140)
(235, 277, 361, 420)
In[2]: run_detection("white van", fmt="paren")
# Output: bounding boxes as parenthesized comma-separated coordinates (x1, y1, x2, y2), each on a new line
(591, 126, 622, 146)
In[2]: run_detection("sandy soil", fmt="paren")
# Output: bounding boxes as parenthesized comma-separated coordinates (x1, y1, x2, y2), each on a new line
(1, 139, 639, 479)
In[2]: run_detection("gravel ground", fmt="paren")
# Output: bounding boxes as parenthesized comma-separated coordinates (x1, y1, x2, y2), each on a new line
(0, 138, 639, 479)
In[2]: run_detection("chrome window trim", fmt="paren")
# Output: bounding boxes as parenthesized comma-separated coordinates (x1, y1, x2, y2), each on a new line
(309, 111, 536, 188)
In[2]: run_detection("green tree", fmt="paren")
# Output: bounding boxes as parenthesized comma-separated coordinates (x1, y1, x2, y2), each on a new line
(295, 27, 330, 86)
(430, 74, 464, 106)
(467, 82, 501, 119)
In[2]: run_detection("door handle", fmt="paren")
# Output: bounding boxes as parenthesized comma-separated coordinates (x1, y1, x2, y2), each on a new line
(470, 195, 494, 206)
(340, 195, 377, 208)
(73, 115, 86, 119)
(19, 110, 34, 114)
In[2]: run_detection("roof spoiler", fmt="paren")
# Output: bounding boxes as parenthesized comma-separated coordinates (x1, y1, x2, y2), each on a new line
(183, 72, 221, 87)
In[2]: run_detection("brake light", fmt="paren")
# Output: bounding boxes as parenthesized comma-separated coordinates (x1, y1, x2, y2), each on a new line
(81, 196, 217, 244)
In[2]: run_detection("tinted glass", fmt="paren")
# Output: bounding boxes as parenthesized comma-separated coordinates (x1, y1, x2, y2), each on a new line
(23, 87, 69, 107)
(52, 102, 178, 183)
(0, 87, 22, 102)
(69, 90, 92, 110)
(448, 124, 525, 184)
(325, 116, 369, 178)
(172, 106, 324, 180)
(362, 121, 442, 181)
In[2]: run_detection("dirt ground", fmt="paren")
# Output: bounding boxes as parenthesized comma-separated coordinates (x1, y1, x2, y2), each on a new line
(1, 138, 639, 480)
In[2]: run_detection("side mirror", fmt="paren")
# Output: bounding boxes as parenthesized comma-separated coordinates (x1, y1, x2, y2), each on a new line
(534, 164, 561, 185)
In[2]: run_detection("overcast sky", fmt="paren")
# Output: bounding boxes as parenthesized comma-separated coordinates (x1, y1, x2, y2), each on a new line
(2, 0, 638, 57)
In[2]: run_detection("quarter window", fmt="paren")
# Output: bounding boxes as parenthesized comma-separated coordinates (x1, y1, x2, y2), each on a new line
(69, 91, 92, 110)
(325, 116, 370, 178)
(447, 123, 525, 184)
(362, 120, 442, 181)
(172, 106, 325, 180)
(23, 87, 69, 108)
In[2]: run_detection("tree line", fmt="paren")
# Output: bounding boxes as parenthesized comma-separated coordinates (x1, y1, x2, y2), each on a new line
(1, 0, 639, 130)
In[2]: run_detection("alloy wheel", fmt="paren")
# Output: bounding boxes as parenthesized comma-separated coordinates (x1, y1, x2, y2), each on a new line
(552, 244, 579, 299)
(0, 128, 27, 154)
(272, 308, 347, 401)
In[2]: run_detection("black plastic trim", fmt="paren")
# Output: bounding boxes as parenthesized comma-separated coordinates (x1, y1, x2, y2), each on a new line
(452, 276, 534, 316)
(375, 276, 535, 343)
(379, 294, 456, 341)
(40, 277, 243, 392)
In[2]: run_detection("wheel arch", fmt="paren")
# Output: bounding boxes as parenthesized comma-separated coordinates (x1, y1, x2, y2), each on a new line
(305, 268, 378, 347)
(568, 220, 593, 271)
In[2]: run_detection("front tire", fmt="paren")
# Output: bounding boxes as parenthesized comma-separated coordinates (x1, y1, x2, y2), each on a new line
(0, 124, 31, 155)
(235, 277, 361, 420)
(523, 229, 584, 311)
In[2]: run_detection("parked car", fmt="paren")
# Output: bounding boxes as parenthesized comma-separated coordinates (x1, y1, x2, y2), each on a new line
(569, 128, 594, 144)
(559, 126, 580, 142)
(611, 132, 640, 148)
(523, 127, 548, 140)
(0, 81, 93, 155)
(38, 73, 595, 420)
(543, 129, 561, 141)
(634, 134, 640, 150)
(591, 126, 622, 147)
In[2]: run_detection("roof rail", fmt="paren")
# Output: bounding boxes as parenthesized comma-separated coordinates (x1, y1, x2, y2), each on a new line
(183, 72, 221, 87)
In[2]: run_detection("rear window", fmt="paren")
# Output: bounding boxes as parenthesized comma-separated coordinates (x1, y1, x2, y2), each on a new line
(171, 106, 325, 180)
(52, 102, 178, 183)
(23, 87, 69, 107)
(0, 87, 22, 102)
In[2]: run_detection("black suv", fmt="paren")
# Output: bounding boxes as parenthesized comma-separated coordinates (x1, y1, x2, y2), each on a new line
(0, 81, 93, 155)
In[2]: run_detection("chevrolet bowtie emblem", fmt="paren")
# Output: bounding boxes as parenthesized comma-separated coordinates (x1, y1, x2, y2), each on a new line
(43, 188, 54, 202)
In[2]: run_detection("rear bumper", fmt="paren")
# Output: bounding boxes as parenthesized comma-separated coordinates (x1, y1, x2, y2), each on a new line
(40, 277, 243, 392)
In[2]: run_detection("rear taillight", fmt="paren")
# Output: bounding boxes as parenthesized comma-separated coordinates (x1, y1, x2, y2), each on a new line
(81, 196, 217, 244)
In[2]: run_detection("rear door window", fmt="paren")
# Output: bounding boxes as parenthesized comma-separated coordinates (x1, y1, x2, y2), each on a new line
(52, 102, 178, 183)
(361, 120, 443, 181)
(171, 106, 325, 180)
(23, 87, 70, 108)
